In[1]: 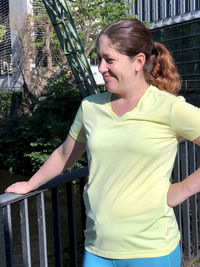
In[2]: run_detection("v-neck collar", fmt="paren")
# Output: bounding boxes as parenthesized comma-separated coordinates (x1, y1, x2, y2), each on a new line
(106, 85, 152, 120)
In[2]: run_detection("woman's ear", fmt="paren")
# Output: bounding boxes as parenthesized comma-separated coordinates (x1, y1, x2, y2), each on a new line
(135, 53, 146, 72)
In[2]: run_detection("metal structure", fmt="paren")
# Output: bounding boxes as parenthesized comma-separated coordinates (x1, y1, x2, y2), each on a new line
(41, 0, 99, 97)
(128, 0, 200, 29)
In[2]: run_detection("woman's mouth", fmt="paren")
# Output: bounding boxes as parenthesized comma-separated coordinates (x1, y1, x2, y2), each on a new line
(103, 75, 114, 82)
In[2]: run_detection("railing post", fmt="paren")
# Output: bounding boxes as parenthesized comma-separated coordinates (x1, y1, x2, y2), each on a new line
(173, 147, 182, 232)
(180, 140, 191, 258)
(52, 187, 63, 267)
(36, 192, 48, 267)
(189, 142, 198, 257)
(80, 177, 86, 241)
(2, 204, 13, 267)
(20, 198, 32, 267)
(66, 182, 78, 267)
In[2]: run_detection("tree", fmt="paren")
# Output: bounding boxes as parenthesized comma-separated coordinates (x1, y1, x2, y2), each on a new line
(12, 1, 67, 114)
(11, 0, 138, 114)
(69, 0, 136, 58)
(30, 0, 137, 63)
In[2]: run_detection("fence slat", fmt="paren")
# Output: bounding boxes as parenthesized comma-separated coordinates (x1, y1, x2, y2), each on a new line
(20, 198, 32, 267)
(66, 182, 78, 267)
(52, 187, 63, 267)
(3, 204, 13, 267)
(181, 141, 191, 258)
(36, 192, 48, 267)
(173, 148, 182, 233)
(189, 143, 198, 256)
(80, 177, 86, 240)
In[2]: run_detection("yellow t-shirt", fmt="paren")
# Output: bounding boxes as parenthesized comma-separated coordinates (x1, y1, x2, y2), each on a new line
(69, 85, 200, 259)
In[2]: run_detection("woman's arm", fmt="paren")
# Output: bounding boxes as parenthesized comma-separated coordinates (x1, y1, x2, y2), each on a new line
(5, 135, 86, 194)
(167, 136, 200, 207)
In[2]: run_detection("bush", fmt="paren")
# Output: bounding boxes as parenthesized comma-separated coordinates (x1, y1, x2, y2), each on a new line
(0, 91, 12, 119)
(0, 72, 87, 175)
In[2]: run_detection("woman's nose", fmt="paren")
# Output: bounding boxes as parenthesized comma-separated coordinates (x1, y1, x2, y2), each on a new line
(98, 59, 107, 74)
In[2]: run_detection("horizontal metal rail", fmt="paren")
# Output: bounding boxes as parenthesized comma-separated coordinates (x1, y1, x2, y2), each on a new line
(0, 166, 88, 267)
(0, 167, 88, 208)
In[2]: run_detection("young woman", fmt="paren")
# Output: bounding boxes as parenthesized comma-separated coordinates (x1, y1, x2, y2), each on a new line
(6, 19, 200, 267)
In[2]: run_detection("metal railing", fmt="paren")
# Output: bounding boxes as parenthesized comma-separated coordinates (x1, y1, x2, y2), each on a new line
(0, 139, 200, 266)
(0, 167, 88, 267)
(173, 139, 200, 262)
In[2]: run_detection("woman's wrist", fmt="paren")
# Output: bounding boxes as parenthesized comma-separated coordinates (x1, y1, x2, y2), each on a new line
(167, 182, 188, 207)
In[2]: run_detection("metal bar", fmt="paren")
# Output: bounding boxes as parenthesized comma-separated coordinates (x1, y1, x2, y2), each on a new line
(189, 143, 198, 256)
(2, 204, 13, 267)
(173, 148, 182, 231)
(66, 182, 78, 267)
(41, 0, 99, 97)
(20, 198, 31, 267)
(0, 167, 89, 208)
(0, 208, 6, 266)
(80, 178, 86, 240)
(180, 140, 191, 258)
(36, 192, 48, 267)
(52, 187, 63, 267)
(173, 144, 183, 257)
(151, 30, 200, 43)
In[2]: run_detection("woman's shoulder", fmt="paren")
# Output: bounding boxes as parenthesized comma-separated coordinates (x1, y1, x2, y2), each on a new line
(82, 91, 111, 106)
(149, 85, 185, 105)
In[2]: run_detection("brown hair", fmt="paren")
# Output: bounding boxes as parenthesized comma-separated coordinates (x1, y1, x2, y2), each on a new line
(97, 19, 181, 95)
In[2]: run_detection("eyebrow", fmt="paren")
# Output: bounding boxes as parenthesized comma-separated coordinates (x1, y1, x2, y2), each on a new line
(97, 53, 111, 58)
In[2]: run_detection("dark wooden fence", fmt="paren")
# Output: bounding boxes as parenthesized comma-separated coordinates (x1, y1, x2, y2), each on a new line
(0, 139, 200, 266)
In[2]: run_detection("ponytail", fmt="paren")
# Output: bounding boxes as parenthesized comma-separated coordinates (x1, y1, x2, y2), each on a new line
(144, 43, 181, 95)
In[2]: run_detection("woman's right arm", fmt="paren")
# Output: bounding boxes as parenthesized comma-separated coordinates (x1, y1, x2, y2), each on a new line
(5, 134, 86, 194)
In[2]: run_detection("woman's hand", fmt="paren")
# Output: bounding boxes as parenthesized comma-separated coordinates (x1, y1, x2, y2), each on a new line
(5, 181, 32, 194)
(167, 183, 188, 207)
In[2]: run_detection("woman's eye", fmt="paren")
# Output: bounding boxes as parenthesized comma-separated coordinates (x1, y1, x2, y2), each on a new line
(106, 58, 114, 63)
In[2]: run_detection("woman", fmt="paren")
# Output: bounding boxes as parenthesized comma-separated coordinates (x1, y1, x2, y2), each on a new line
(6, 19, 200, 267)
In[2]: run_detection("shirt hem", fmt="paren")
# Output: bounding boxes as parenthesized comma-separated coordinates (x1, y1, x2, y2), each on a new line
(85, 239, 180, 259)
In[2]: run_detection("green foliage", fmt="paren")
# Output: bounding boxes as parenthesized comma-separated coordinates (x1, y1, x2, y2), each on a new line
(0, 91, 12, 119)
(0, 24, 6, 43)
(29, 0, 138, 60)
(0, 71, 86, 175)
(68, 0, 137, 56)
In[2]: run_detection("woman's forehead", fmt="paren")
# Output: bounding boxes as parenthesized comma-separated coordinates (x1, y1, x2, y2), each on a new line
(97, 36, 116, 53)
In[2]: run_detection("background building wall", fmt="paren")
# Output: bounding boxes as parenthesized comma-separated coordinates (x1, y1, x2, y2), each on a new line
(129, 0, 200, 106)
(151, 18, 200, 106)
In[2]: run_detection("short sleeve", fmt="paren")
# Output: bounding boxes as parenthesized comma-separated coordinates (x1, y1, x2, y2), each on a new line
(171, 97, 200, 141)
(69, 103, 87, 144)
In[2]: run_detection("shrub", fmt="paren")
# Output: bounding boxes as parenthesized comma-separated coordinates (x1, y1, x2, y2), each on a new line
(0, 72, 87, 175)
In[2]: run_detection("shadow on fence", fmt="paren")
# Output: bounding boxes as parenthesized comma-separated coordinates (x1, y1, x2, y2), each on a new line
(0, 139, 200, 266)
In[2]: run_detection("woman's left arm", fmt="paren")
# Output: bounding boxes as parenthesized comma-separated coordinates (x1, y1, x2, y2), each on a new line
(167, 136, 200, 207)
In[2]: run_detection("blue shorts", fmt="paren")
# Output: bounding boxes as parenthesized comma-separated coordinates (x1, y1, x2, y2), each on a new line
(82, 244, 181, 267)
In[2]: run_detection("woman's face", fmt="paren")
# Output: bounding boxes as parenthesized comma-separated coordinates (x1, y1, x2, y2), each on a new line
(97, 35, 137, 95)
